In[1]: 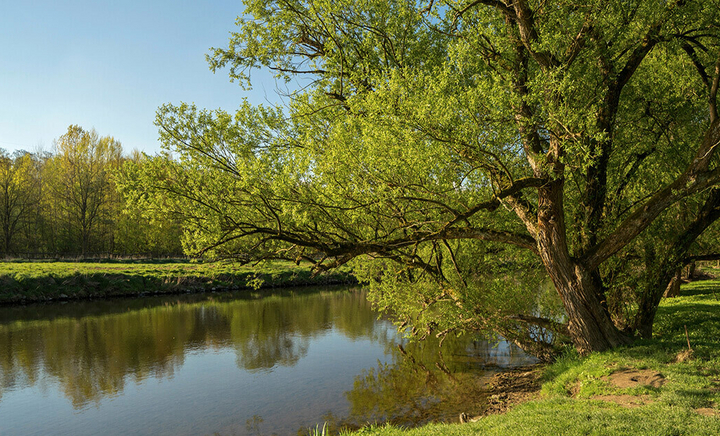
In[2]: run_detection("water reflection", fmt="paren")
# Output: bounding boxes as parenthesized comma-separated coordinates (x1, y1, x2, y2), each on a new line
(337, 339, 530, 431)
(0, 288, 535, 436)
(0, 289, 374, 407)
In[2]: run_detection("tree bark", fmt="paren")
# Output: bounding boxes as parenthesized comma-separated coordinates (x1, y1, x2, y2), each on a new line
(547, 261, 632, 353)
(534, 177, 632, 353)
(664, 271, 682, 298)
(686, 261, 697, 280)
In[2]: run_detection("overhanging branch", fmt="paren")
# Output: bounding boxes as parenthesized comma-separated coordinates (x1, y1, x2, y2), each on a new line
(510, 314, 570, 337)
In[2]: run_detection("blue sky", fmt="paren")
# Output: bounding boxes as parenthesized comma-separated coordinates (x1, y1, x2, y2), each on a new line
(0, 0, 280, 154)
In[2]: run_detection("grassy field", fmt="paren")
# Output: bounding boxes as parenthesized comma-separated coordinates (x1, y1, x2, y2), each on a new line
(0, 260, 355, 304)
(334, 279, 720, 436)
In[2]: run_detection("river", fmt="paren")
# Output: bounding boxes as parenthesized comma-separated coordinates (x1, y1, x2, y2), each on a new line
(0, 287, 536, 435)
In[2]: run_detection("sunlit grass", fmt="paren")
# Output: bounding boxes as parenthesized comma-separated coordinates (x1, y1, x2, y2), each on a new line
(352, 401, 720, 436)
(0, 260, 354, 303)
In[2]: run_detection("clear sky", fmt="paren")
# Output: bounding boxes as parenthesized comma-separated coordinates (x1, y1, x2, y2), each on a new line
(0, 0, 280, 155)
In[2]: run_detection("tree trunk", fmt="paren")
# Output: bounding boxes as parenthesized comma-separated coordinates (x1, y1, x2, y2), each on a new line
(2, 223, 9, 254)
(664, 270, 682, 298)
(547, 261, 632, 353)
(635, 267, 679, 339)
(535, 178, 632, 354)
(686, 261, 697, 280)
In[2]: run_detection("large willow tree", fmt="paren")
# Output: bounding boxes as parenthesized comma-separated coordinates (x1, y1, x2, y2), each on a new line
(122, 0, 720, 359)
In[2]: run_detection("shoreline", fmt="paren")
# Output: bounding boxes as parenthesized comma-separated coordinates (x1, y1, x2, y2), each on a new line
(471, 364, 545, 419)
(0, 260, 356, 305)
(355, 277, 720, 436)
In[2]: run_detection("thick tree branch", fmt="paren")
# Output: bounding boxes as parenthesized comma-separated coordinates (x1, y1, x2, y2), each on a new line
(581, 1, 692, 255)
(712, 53, 720, 123)
(510, 0, 559, 69)
(632, 187, 720, 336)
(564, 17, 592, 67)
(681, 44, 719, 123)
(682, 43, 712, 90)
(611, 147, 656, 208)
(447, 176, 547, 226)
(582, 16, 665, 252)
(585, 119, 720, 269)
(510, 314, 570, 337)
(685, 253, 720, 264)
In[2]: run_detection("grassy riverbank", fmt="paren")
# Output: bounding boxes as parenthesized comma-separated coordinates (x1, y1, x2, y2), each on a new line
(0, 260, 354, 304)
(342, 279, 720, 436)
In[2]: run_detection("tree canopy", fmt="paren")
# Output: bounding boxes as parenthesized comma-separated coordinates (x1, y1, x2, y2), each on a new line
(0, 126, 184, 259)
(120, 0, 720, 359)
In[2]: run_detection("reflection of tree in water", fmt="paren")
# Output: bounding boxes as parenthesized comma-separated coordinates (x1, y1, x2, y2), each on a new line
(221, 295, 330, 370)
(216, 289, 380, 371)
(0, 288, 379, 407)
(336, 335, 533, 431)
(0, 305, 200, 408)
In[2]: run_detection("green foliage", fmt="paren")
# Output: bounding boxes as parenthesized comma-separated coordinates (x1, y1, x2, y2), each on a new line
(112, 151, 184, 256)
(126, 0, 720, 356)
(44, 125, 123, 254)
(352, 242, 563, 357)
(0, 150, 41, 254)
(0, 126, 188, 258)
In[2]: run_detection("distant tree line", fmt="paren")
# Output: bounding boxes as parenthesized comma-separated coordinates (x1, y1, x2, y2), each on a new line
(0, 125, 183, 258)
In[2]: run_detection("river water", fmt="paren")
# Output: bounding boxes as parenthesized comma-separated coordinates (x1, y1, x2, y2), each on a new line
(0, 287, 536, 436)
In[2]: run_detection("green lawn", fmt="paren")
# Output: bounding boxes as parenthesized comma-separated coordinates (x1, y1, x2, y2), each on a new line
(0, 260, 354, 303)
(337, 279, 720, 436)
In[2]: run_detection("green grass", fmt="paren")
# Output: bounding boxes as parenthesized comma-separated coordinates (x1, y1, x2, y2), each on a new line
(340, 278, 720, 435)
(350, 401, 720, 436)
(0, 260, 355, 304)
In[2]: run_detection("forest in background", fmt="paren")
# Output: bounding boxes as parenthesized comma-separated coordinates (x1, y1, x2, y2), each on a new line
(0, 125, 183, 258)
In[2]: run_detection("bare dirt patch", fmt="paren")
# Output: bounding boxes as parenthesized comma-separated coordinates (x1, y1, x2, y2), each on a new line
(468, 365, 544, 421)
(605, 369, 666, 389)
(675, 349, 695, 363)
(696, 407, 719, 417)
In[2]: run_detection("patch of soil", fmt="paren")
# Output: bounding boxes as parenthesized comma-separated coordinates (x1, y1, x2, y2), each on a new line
(696, 408, 719, 417)
(604, 369, 666, 389)
(591, 394, 652, 408)
(675, 349, 694, 363)
(468, 365, 544, 420)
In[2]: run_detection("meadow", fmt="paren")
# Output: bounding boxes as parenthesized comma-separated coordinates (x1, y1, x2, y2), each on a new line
(0, 260, 354, 304)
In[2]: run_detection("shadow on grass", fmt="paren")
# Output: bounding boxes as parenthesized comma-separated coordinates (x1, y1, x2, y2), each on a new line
(676, 281, 720, 297)
(543, 279, 720, 409)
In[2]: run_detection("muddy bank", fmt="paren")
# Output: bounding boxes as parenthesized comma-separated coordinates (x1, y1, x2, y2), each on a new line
(461, 365, 544, 422)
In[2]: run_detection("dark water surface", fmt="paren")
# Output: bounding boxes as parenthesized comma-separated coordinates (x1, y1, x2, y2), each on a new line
(0, 287, 536, 436)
